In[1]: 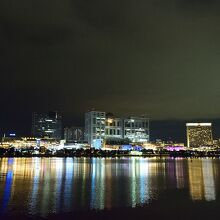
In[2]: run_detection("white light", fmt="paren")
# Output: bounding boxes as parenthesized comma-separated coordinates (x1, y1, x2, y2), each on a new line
(186, 123, 212, 126)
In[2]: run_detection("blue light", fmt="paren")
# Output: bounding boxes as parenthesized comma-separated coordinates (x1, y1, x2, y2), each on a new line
(121, 145, 133, 150)
(9, 133, 16, 137)
(133, 146, 143, 151)
(0, 170, 13, 214)
(93, 139, 103, 149)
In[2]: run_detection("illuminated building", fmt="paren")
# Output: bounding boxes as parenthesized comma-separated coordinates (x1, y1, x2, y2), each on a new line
(85, 111, 150, 148)
(186, 123, 213, 148)
(123, 117, 149, 143)
(85, 111, 106, 148)
(105, 115, 122, 139)
(32, 111, 62, 140)
(64, 127, 84, 142)
(1, 136, 60, 149)
(1, 136, 37, 149)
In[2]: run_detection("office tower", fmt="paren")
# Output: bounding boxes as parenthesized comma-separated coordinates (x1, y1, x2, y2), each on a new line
(85, 111, 106, 147)
(105, 114, 122, 139)
(123, 117, 150, 142)
(32, 111, 62, 140)
(186, 123, 213, 148)
(85, 110, 150, 148)
(64, 127, 84, 142)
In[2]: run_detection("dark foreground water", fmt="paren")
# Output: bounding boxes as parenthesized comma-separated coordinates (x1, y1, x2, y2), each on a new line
(0, 157, 220, 218)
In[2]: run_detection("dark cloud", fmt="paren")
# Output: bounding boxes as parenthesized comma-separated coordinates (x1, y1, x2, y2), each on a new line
(1, 0, 220, 136)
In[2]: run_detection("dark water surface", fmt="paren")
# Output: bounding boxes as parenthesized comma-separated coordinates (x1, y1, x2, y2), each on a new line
(0, 157, 220, 217)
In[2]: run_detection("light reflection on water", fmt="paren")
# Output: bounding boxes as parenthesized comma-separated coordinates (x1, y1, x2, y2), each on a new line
(0, 157, 220, 217)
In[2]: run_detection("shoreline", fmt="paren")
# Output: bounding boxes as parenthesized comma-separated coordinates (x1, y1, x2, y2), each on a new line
(0, 154, 220, 158)
(1, 147, 220, 158)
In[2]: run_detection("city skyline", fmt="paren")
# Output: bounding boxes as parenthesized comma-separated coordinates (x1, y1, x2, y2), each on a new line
(2, 109, 220, 144)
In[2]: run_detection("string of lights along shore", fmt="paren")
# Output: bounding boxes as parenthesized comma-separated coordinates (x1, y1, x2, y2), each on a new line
(0, 110, 219, 154)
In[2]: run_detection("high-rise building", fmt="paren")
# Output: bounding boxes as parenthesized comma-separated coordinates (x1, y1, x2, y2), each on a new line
(64, 127, 84, 142)
(32, 111, 62, 140)
(105, 115, 122, 139)
(186, 123, 213, 148)
(85, 110, 150, 147)
(85, 111, 106, 147)
(123, 117, 149, 142)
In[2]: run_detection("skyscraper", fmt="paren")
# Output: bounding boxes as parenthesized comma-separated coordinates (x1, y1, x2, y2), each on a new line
(122, 117, 150, 142)
(186, 123, 213, 148)
(85, 111, 106, 147)
(32, 111, 62, 140)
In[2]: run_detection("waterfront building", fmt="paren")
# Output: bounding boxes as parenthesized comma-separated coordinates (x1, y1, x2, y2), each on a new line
(85, 110, 150, 148)
(64, 127, 84, 142)
(0, 136, 59, 149)
(32, 111, 62, 140)
(85, 111, 106, 147)
(186, 123, 213, 148)
(105, 114, 122, 139)
(123, 117, 149, 142)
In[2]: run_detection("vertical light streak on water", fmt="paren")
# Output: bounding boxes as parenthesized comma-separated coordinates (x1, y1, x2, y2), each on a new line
(131, 158, 137, 207)
(0, 158, 13, 215)
(40, 159, 53, 217)
(202, 159, 216, 201)
(160, 159, 166, 192)
(10, 158, 17, 197)
(167, 159, 176, 189)
(151, 158, 165, 193)
(90, 158, 96, 209)
(90, 158, 105, 210)
(99, 158, 105, 210)
(139, 159, 149, 204)
(72, 158, 79, 210)
(63, 158, 74, 212)
(175, 159, 185, 189)
(105, 158, 112, 210)
(115, 158, 119, 177)
(55, 158, 64, 212)
(29, 158, 40, 215)
(80, 158, 87, 209)
(188, 159, 204, 200)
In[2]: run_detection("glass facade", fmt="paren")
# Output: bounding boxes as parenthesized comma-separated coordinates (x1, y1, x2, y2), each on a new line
(64, 127, 84, 142)
(32, 111, 62, 140)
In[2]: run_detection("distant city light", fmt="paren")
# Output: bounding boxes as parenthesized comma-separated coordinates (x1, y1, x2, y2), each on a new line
(186, 123, 212, 126)
(9, 133, 16, 136)
(166, 146, 184, 151)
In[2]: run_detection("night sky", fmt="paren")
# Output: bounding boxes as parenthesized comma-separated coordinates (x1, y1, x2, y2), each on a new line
(1, 0, 220, 141)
